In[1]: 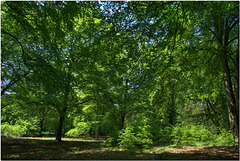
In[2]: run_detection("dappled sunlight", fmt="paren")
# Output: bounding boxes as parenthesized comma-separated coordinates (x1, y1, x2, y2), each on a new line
(69, 147, 125, 154)
(7, 136, 106, 142)
(2, 138, 238, 160)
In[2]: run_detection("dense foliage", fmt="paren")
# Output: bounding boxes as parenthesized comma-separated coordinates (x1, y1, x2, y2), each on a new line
(1, 1, 239, 148)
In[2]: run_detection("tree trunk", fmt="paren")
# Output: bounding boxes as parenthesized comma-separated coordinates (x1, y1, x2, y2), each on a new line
(118, 113, 125, 131)
(94, 99, 101, 138)
(95, 126, 100, 138)
(219, 51, 239, 146)
(39, 117, 44, 137)
(55, 87, 69, 142)
(234, 53, 239, 113)
(56, 111, 66, 142)
(203, 105, 208, 131)
(168, 92, 175, 126)
(39, 106, 46, 137)
(212, 14, 239, 146)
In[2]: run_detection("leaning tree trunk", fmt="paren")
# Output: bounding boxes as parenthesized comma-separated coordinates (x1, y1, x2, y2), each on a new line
(219, 50, 239, 146)
(212, 13, 239, 146)
(234, 53, 239, 113)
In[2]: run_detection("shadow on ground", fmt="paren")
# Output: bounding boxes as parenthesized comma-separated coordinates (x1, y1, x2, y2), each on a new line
(1, 137, 239, 160)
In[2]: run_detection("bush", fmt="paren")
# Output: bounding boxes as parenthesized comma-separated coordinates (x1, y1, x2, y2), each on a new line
(117, 114, 153, 149)
(118, 125, 153, 149)
(103, 137, 118, 147)
(16, 119, 39, 134)
(1, 118, 40, 137)
(1, 122, 27, 136)
(215, 129, 234, 145)
(171, 125, 215, 145)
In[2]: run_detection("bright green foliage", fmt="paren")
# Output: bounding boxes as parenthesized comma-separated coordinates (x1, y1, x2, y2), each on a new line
(65, 122, 91, 137)
(171, 125, 234, 146)
(118, 115, 153, 149)
(171, 125, 214, 145)
(215, 129, 234, 145)
(1, 118, 39, 136)
(1, 123, 26, 137)
(15, 119, 39, 135)
(102, 137, 117, 147)
(118, 126, 153, 149)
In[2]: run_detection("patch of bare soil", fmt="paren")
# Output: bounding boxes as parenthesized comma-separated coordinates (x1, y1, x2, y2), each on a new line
(1, 137, 239, 160)
(152, 145, 239, 160)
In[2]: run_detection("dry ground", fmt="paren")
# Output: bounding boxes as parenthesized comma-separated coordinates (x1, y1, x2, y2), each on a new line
(1, 136, 239, 160)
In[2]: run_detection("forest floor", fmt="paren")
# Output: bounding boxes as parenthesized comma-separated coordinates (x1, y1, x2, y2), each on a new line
(1, 136, 239, 160)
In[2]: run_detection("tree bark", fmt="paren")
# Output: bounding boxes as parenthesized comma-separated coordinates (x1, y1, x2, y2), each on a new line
(234, 53, 239, 113)
(39, 117, 44, 137)
(219, 50, 239, 146)
(212, 12, 239, 146)
(95, 126, 100, 138)
(56, 107, 67, 142)
(168, 91, 175, 126)
(55, 85, 69, 142)
(95, 106, 100, 138)
(118, 113, 125, 131)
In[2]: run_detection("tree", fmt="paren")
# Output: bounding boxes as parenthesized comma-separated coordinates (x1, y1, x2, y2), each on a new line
(115, 1, 239, 146)
(1, 1, 238, 147)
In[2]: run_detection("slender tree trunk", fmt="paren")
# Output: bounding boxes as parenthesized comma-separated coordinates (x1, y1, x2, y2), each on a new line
(39, 117, 44, 136)
(94, 96, 101, 138)
(234, 53, 239, 113)
(118, 78, 128, 131)
(95, 126, 100, 138)
(203, 104, 208, 131)
(39, 106, 46, 137)
(118, 113, 125, 131)
(168, 92, 175, 125)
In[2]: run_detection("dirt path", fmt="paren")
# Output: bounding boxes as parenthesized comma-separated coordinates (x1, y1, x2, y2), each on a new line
(1, 137, 239, 160)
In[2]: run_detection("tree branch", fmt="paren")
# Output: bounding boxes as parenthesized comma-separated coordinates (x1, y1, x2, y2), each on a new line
(209, 28, 223, 46)
(229, 17, 239, 31)
(1, 30, 29, 65)
(1, 9, 30, 34)
(228, 55, 239, 72)
(1, 71, 30, 97)
(228, 37, 238, 45)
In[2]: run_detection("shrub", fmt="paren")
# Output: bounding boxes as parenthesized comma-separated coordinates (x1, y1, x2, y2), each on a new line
(117, 114, 153, 149)
(171, 124, 215, 145)
(215, 129, 234, 145)
(1, 123, 27, 136)
(103, 137, 116, 147)
(16, 119, 39, 134)
(1, 118, 40, 137)
(118, 125, 153, 149)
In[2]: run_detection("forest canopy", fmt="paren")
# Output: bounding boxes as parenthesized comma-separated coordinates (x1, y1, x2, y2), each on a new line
(1, 1, 239, 148)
